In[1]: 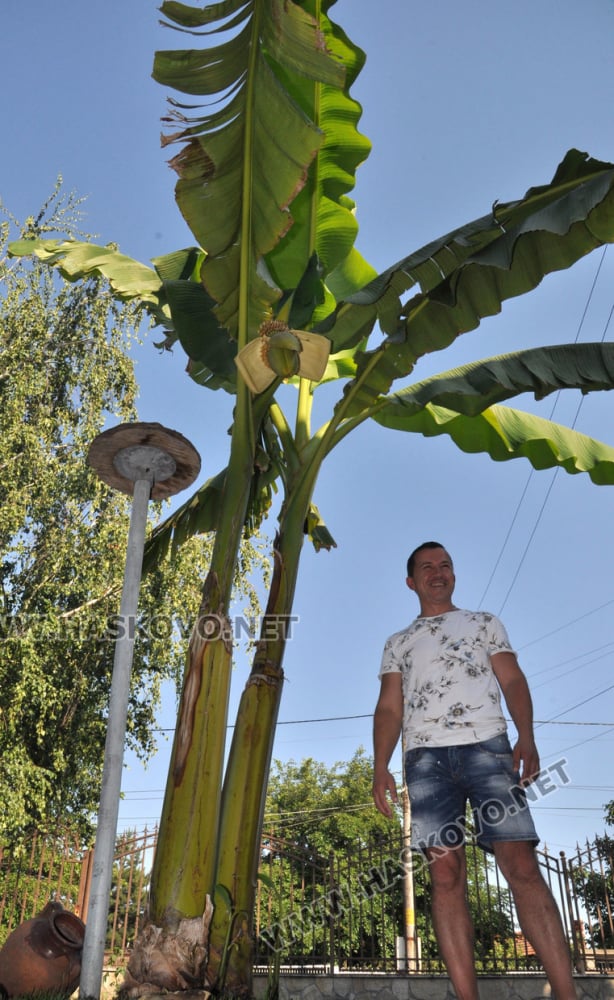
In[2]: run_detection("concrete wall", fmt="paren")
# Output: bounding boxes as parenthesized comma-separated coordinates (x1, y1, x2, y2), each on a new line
(252, 973, 614, 1000)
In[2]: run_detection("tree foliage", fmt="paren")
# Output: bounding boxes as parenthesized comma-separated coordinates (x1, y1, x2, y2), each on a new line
(0, 186, 267, 847)
(569, 804, 614, 950)
(568, 834, 614, 949)
(265, 750, 394, 854)
(259, 752, 404, 968)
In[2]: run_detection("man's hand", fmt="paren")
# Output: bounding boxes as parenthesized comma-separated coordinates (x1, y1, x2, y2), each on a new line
(372, 768, 399, 818)
(513, 735, 540, 786)
(372, 673, 403, 817)
(491, 651, 540, 786)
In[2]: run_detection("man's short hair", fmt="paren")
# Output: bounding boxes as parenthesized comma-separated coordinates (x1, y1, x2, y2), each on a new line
(406, 541, 448, 578)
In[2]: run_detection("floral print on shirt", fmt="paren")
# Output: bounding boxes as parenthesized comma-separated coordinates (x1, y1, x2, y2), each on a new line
(379, 609, 514, 749)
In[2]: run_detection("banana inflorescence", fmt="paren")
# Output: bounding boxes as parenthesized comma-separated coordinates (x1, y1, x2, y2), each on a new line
(259, 320, 303, 378)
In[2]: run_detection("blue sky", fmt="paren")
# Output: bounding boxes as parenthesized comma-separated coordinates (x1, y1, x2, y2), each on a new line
(3, 0, 614, 854)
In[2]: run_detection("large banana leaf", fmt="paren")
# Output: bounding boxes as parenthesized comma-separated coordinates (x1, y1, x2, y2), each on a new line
(7, 238, 168, 323)
(349, 149, 614, 313)
(374, 403, 614, 485)
(371, 343, 614, 418)
(326, 150, 614, 413)
(7, 238, 242, 390)
(154, 0, 374, 342)
(367, 342, 614, 486)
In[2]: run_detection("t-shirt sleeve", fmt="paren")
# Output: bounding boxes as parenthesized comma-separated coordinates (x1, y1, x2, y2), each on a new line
(487, 614, 515, 656)
(378, 634, 401, 678)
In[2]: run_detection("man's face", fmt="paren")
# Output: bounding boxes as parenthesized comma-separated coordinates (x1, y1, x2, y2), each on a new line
(406, 547, 455, 607)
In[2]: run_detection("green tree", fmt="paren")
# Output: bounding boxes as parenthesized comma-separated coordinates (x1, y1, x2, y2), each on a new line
(11, 3, 614, 995)
(259, 752, 404, 970)
(0, 186, 266, 847)
(265, 750, 392, 854)
(567, 835, 614, 949)
(569, 802, 614, 950)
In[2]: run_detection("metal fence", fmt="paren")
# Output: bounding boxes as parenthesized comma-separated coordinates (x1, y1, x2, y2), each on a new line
(1, 827, 613, 975)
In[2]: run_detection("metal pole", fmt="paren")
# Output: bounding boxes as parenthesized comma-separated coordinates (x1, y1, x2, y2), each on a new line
(79, 474, 152, 1000)
(402, 784, 417, 972)
(81, 423, 200, 1000)
(401, 733, 417, 973)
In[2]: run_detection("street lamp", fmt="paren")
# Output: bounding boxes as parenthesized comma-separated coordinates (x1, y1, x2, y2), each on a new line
(79, 422, 200, 1000)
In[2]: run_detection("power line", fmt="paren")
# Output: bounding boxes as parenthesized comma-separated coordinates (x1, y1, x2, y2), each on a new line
(544, 724, 614, 763)
(152, 714, 614, 735)
(498, 293, 614, 616)
(537, 683, 614, 727)
(518, 599, 614, 652)
(497, 470, 559, 615)
(531, 646, 614, 692)
(478, 245, 611, 612)
(152, 712, 372, 733)
(528, 639, 614, 677)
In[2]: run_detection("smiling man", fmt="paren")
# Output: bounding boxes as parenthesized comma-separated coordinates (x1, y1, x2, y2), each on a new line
(372, 541, 577, 1000)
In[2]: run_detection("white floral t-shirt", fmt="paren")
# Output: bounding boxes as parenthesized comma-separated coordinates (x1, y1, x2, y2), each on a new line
(379, 609, 514, 749)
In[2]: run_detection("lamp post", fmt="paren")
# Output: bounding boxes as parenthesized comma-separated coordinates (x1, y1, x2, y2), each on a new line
(79, 423, 200, 1000)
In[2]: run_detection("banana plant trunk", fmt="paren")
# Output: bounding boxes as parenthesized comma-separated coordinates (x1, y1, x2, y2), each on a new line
(149, 388, 256, 916)
(206, 477, 317, 993)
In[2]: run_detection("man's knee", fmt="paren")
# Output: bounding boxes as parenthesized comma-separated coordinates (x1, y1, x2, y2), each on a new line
(493, 840, 542, 885)
(426, 847, 467, 893)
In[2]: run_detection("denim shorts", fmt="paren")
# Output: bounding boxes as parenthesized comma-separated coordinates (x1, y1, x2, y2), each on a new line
(404, 732, 539, 854)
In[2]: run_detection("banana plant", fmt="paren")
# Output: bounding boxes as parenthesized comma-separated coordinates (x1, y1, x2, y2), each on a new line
(10, 0, 614, 994)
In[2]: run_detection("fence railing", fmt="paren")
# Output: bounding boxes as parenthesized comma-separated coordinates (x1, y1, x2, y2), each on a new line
(1, 827, 613, 975)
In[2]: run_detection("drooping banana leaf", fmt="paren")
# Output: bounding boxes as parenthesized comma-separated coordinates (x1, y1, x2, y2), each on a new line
(8, 238, 168, 323)
(8, 238, 241, 390)
(163, 279, 238, 390)
(326, 150, 614, 396)
(374, 402, 614, 485)
(143, 469, 227, 573)
(371, 342, 614, 418)
(142, 461, 276, 574)
(142, 382, 284, 571)
(369, 342, 614, 486)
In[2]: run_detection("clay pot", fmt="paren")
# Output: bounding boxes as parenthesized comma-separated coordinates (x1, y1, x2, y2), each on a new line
(0, 900, 86, 997)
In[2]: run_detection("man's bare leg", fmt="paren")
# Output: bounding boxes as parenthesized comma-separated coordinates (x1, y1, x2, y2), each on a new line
(494, 841, 576, 1000)
(426, 846, 479, 1000)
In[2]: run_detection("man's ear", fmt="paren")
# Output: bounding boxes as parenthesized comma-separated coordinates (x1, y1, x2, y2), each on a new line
(406, 576, 416, 592)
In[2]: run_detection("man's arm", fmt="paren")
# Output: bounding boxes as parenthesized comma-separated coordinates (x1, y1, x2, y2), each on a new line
(491, 650, 539, 784)
(372, 672, 403, 817)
